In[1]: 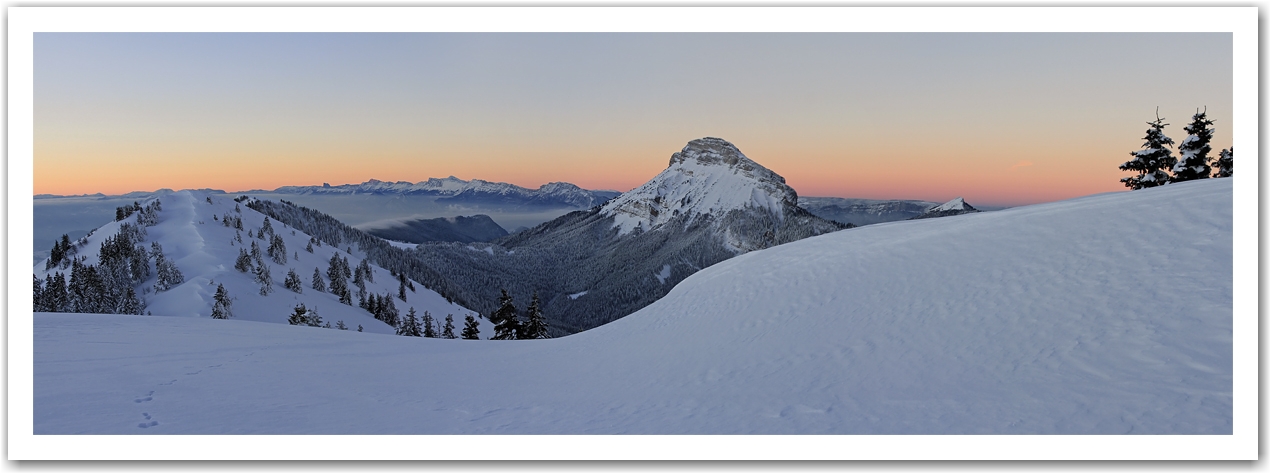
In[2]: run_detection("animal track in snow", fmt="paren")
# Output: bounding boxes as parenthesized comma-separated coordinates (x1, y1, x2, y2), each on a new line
(134, 391, 154, 403)
(138, 412, 158, 428)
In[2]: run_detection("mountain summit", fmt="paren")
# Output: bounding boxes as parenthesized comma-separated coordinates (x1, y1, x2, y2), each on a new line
(602, 138, 799, 236)
(407, 138, 847, 333)
(911, 197, 981, 220)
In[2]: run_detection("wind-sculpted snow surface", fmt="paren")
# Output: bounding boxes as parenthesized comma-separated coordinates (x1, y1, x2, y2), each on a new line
(33, 179, 1231, 434)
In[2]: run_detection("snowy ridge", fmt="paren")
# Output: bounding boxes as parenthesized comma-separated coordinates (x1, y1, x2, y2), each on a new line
(600, 137, 798, 235)
(34, 191, 489, 336)
(34, 178, 1231, 434)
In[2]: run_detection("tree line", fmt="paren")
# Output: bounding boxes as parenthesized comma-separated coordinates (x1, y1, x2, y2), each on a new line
(1120, 107, 1233, 190)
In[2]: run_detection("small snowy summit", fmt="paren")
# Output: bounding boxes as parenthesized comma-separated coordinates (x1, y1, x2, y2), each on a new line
(602, 137, 800, 236)
(910, 196, 981, 220)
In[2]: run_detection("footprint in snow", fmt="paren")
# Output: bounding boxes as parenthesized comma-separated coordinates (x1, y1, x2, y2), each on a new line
(138, 412, 158, 428)
(134, 391, 154, 403)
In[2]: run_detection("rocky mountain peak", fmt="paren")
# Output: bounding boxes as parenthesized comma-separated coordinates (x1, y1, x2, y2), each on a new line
(601, 138, 802, 236)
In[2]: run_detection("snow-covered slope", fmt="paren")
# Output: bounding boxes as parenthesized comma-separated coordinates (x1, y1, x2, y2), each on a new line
(601, 137, 799, 236)
(33, 178, 1232, 434)
(33, 191, 488, 336)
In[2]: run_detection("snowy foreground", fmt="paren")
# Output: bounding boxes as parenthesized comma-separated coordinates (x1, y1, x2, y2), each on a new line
(33, 179, 1231, 434)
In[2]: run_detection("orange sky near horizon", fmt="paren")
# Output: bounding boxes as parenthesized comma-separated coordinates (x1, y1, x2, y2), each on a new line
(34, 33, 1233, 207)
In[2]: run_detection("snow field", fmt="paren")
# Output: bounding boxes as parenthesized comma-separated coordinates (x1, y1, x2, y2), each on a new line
(32, 179, 1231, 434)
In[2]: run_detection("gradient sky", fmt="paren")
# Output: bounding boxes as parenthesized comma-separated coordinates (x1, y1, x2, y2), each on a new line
(34, 33, 1232, 206)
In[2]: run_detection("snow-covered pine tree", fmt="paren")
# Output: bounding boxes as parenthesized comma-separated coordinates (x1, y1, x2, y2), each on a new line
(398, 307, 422, 336)
(1120, 109, 1176, 190)
(382, 295, 400, 327)
(268, 234, 287, 265)
(461, 314, 480, 340)
(119, 287, 143, 315)
(357, 325, 363, 332)
(151, 243, 184, 292)
(1171, 108, 1215, 182)
(490, 289, 520, 340)
(33, 274, 45, 312)
(43, 273, 68, 312)
(305, 240, 314, 253)
(311, 267, 326, 292)
(442, 314, 456, 339)
(211, 283, 232, 319)
(254, 262, 273, 295)
(235, 248, 253, 272)
(336, 320, 347, 330)
(262, 216, 274, 236)
(287, 303, 309, 325)
(359, 259, 374, 283)
(1214, 147, 1233, 178)
(284, 268, 303, 293)
(250, 240, 262, 263)
(397, 273, 408, 302)
(521, 292, 549, 340)
(422, 311, 437, 338)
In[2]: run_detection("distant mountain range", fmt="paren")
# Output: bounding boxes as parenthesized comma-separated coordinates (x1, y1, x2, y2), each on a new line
(266, 177, 621, 209)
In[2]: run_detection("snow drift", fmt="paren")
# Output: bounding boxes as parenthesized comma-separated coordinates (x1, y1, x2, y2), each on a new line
(33, 179, 1231, 434)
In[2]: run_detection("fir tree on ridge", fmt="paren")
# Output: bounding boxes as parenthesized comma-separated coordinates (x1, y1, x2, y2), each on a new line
(1120, 108, 1176, 190)
(422, 311, 437, 338)
(490, 289, 520, 340)
(520, 292, 550, 340)
(1213, 147, 1233, 178)
(211, 283, 232, 319)
(461, 314, 481, 340)
(1171, 108, 1214, 183)
(442, 314, 457, 339)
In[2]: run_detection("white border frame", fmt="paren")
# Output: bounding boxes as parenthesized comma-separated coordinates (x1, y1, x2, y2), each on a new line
(7, 6, 1258, 461)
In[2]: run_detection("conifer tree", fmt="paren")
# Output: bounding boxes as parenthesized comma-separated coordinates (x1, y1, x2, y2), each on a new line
(491, 289, 520, 340)
(305, 240, 314, 253)
(43, 273, 68, 312)
(398, 307, 423, 336)
(1120, 109, 1176, 190)
(284, 268, 303, 293)
(211, 283, 232, 319)
(235, 248, 253, 272)
(336, 320, 347, 330)
(254, 262, 273, 295)
(461, 314, 481, 340)
(1214, 147, 1233, 178)
(422, 311, 437, 338)
(288, 303, 309, 325)
(311, 267, 326, 292)
(33, 274, 45, 312)
(397, 273, 408, 302)
(1171, 108, 1215, 182)
(357, 325, 363, 332)
(521, 292, 549, 340)
(119, 286, 143, 315)
(442, 314, 457, 339)
(268, 234, 287, 265)
(262, 216, 274, 236)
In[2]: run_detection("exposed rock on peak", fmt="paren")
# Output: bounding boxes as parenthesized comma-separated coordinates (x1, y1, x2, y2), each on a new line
(601, 138, 804, 236)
